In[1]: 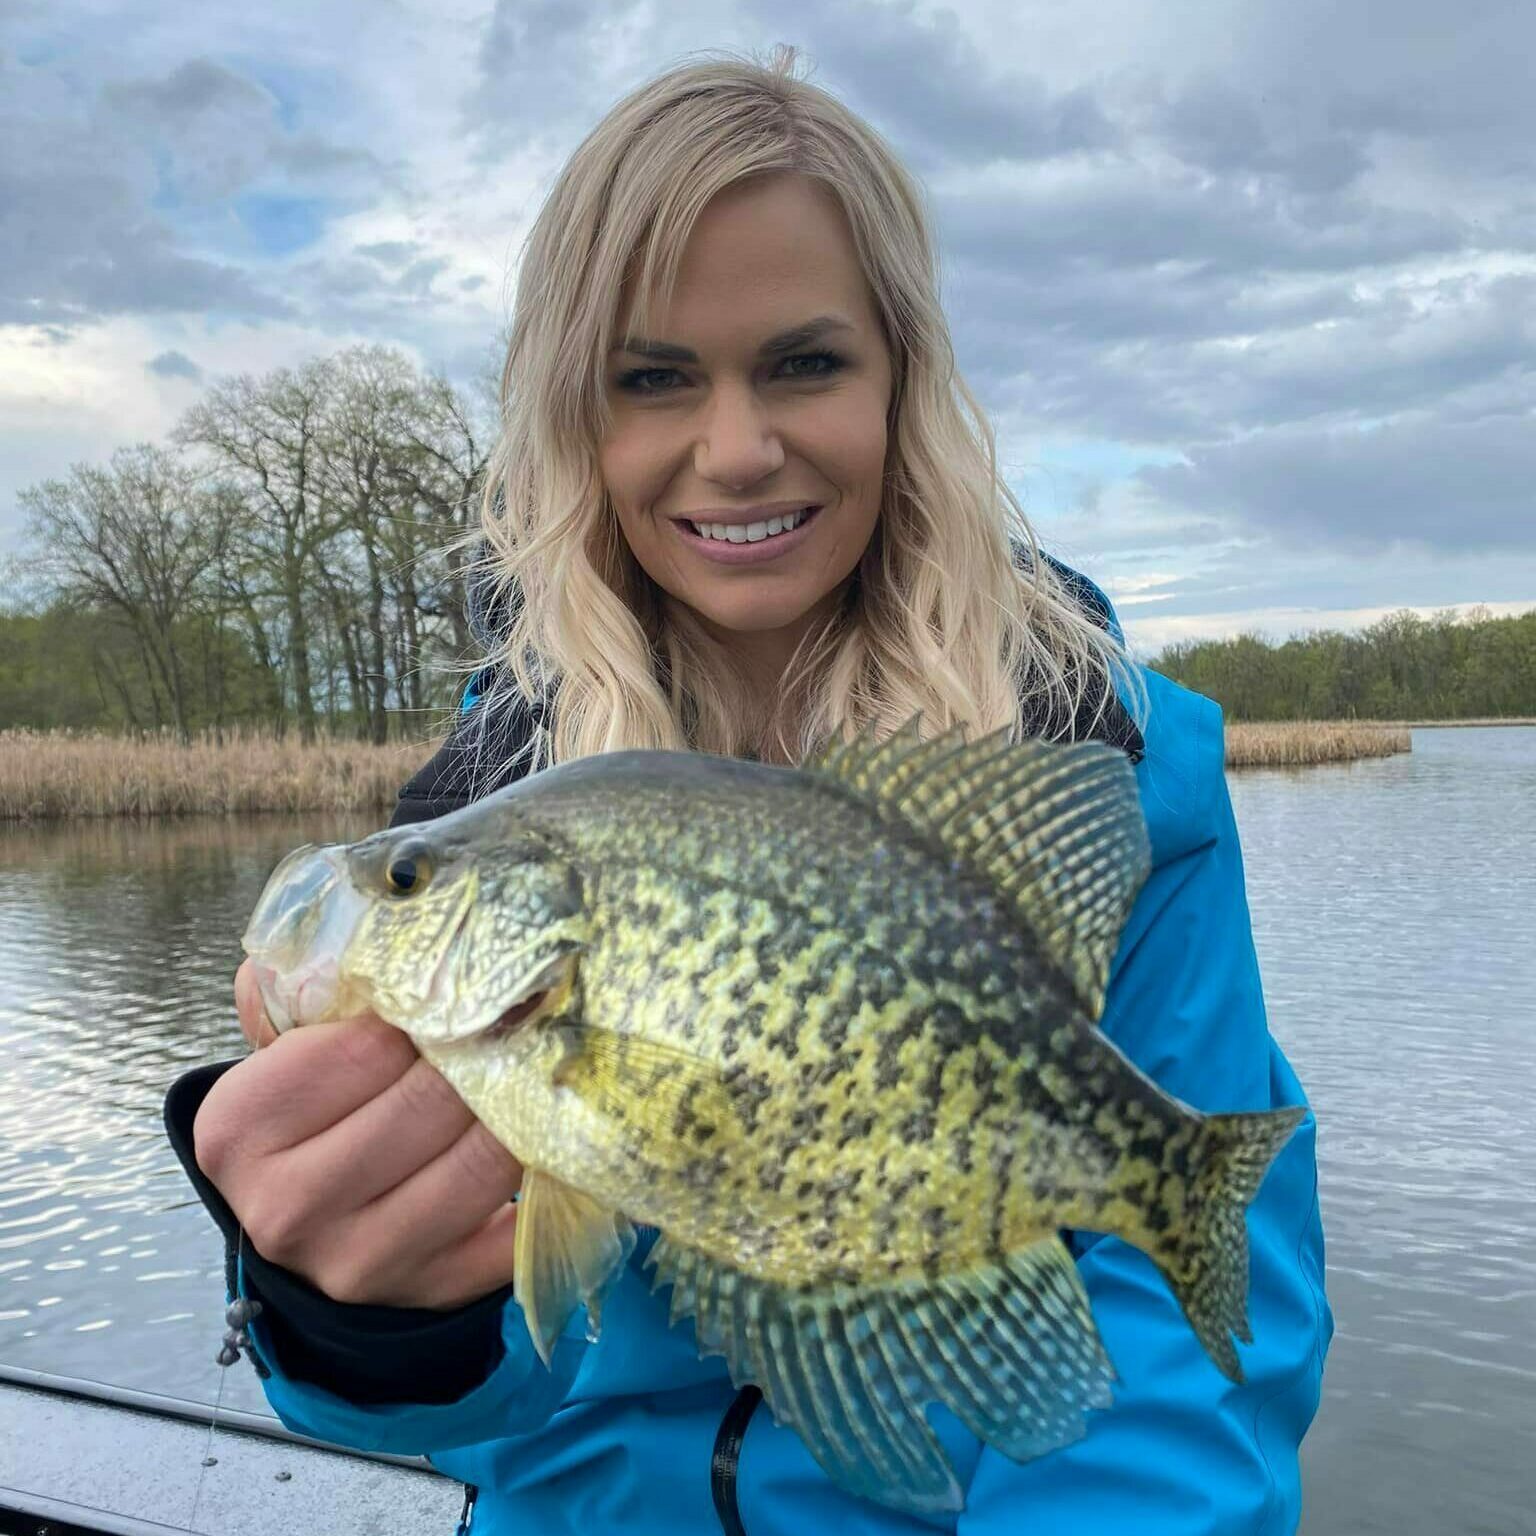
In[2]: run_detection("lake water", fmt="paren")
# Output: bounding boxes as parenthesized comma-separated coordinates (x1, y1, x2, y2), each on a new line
(0, 728, 1532, 1533)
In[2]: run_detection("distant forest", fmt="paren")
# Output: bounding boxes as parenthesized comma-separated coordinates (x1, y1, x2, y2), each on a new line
(3, 342, 1531, 735)
(1149, 607, 1536, 721)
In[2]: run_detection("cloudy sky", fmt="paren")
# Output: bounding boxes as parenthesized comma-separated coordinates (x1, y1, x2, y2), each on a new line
(4, 0, 1533, 651)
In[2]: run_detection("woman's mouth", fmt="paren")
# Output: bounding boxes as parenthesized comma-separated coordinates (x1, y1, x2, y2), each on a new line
(674, 504, 823, 564)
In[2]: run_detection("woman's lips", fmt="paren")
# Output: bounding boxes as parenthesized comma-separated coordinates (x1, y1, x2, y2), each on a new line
(672, 505, 822, 565)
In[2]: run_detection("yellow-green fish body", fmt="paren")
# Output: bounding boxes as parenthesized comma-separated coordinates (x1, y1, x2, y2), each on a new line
(244, 719, 1301, 1514)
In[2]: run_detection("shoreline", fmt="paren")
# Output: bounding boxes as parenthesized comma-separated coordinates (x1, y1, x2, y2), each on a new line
(1375, 717, 1536, 728)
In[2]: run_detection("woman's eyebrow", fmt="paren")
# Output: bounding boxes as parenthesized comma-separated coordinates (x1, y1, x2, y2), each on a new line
(610, 315, 855, 362)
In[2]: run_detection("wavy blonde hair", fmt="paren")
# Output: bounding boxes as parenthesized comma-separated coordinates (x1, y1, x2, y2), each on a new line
(461, 43, 1140, 780)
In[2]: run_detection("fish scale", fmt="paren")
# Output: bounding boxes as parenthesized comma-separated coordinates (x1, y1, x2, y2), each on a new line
(243, 714, 1305, 1514)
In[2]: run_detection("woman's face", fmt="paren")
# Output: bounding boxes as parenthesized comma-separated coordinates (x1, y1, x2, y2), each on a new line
(599, 173, 894, 653)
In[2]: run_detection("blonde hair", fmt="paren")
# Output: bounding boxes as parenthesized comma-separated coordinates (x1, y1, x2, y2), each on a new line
(461, 43, 1140, 780)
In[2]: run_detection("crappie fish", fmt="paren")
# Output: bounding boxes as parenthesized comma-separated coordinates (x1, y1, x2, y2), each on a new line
(243, 716, 1302, 1514)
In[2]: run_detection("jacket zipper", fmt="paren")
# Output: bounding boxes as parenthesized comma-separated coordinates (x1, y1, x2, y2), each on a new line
(711, 1385, 763, 1536)
(456, 1480, 478, 1533)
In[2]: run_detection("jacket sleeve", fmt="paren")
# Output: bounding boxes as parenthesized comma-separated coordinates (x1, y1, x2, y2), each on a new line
(958, 700, 1332, 1534)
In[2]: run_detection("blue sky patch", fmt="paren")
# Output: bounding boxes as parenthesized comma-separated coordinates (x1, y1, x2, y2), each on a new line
(234, 192, 330, 257)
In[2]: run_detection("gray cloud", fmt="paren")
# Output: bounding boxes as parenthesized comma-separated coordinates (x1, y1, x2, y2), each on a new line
(467, 0, 662, 150)
(145, 349, 203, 381)
(396, 256, 449, 296)
(1150, 75, 1369, 194)
(356, 240, 423, 266)
(1138, 416, 1536, 553)
(101, 59, 277, 202)
(0, 167, 290, 327)
(741, 0, 1119, 169)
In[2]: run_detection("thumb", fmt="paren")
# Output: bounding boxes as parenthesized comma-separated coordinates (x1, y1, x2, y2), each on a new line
(234, 958, 279, 1050)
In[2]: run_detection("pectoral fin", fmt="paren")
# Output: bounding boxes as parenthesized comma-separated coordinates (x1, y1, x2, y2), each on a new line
(549, 1024, 740, 1153)
(514, 1168, 636, 1367)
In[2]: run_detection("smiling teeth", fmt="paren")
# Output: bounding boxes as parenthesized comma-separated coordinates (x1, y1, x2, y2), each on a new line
(695, 507, 811, 542)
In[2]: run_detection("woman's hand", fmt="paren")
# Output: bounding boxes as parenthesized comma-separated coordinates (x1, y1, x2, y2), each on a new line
(192, 958, 523, 1311)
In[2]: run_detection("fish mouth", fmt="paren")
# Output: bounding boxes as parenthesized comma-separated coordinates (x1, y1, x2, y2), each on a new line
(243, 844, 368, 1032)
(418, 945, 580, 1048)
(487, 988, 552, 1038)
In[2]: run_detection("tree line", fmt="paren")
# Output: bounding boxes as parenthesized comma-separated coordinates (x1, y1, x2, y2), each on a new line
(1149, 607, 1536, 720)
(5, 345, 1531, 738)
(3, 345, 491, 742)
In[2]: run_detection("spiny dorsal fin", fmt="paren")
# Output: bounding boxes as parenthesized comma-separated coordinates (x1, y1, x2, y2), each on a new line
(802, 712, 1150, 1018)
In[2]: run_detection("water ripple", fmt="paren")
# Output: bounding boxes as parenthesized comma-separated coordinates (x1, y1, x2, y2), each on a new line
(0, 811, 373, 1415)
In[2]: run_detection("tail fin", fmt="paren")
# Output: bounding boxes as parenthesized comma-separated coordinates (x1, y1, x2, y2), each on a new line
(1154, 1105, 1306, 1383)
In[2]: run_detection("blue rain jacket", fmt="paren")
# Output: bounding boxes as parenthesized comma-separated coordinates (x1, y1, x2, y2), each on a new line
(237, 660, 1332, 1534)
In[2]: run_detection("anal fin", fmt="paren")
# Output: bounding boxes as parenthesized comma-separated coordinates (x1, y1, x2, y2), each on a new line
(646, 1232, 1115, 1515)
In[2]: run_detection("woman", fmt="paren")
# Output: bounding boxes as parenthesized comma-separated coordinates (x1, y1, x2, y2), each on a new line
(166, 46, 1331, 1535)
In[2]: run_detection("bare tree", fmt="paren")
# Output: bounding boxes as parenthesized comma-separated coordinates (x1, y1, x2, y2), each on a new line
(175, 361, 345, 742)
(17, 444, 228, 741)
(384, 367, 493, 664)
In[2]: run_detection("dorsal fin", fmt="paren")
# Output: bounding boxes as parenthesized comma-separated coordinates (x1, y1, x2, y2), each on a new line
(802, 713, 1150, 1018)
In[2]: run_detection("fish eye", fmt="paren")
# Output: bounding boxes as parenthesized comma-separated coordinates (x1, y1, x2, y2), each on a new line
(385, 848, 433, 896)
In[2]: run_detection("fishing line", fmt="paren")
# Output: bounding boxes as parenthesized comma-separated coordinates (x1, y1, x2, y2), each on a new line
(185, 1224, 258, 1535)
(185, 1340, 228, 1533)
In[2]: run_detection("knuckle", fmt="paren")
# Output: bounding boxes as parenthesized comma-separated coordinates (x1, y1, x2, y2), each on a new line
(241, 1190, 317, 1268)
(394, 1058, 467, 1124)
(314, 1250, 383, 1306)
(454, 1123, 516, 1194)
(330, 1016, 416, 1081)
(191, 1100, 236, 1183)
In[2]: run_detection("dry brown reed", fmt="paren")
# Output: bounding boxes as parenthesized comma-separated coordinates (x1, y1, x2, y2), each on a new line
(0, 727, 437, 819)
(1224, 720, 1411, 768)
(2, 716, 1420, 817)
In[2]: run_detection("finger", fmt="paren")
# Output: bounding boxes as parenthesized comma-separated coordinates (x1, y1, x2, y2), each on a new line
(288, 1056, 480, 1213)
(234, 959, 279, 1050)
(414, 1201, 523, 1311)
(225, 1018, 420, 1155)
(359, 1118, 522, 1257)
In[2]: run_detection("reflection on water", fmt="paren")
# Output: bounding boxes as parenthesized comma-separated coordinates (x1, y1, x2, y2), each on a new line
(0, 732, 1531, 1533)
(0, 812, 379, 1417)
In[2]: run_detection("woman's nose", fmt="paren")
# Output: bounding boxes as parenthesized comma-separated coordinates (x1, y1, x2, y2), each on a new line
(694, 381, 785, 487)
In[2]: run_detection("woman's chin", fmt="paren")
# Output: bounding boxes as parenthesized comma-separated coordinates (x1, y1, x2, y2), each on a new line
(685, 590, 828, 640)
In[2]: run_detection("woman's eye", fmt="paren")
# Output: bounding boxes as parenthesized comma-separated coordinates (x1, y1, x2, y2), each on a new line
(781, 350, 844, 380)
(616, 350, 845, 395)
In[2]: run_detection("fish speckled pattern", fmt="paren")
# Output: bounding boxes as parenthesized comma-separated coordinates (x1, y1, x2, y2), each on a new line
(243, 716, 1304, 1514)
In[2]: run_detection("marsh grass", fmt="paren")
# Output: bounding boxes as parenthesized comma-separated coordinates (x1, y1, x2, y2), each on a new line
(0, 727, 432, 819)
(1224, 720, 1411, 768)
(1, 716, 1418, 817)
